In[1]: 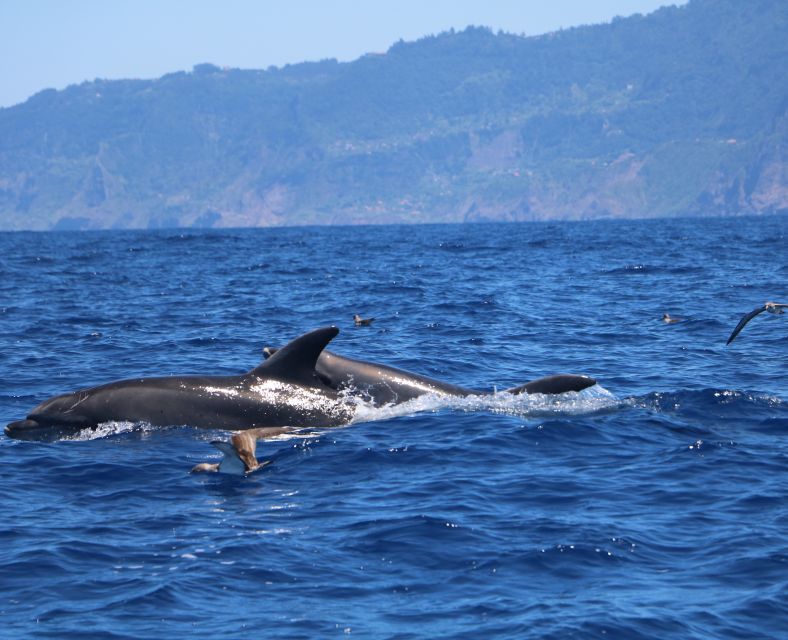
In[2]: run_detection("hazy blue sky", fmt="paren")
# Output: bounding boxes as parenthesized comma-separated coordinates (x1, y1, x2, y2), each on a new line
(0, 0, 686, 108)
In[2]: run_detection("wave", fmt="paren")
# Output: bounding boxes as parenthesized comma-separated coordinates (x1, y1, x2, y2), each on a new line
(352, 385, 619, 424)
(38, 384, 786, 445)
(601, 263, 704, 276)
(628, 388, 785, 416)
(62, 420, 161, 442)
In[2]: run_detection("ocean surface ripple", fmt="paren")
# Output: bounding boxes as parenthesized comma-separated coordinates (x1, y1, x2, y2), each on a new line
(1, 217, 786, 638)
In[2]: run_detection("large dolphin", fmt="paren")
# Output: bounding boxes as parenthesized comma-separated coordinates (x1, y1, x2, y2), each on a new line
(6, 327, 348, 442)
(5, 327, 596, 443)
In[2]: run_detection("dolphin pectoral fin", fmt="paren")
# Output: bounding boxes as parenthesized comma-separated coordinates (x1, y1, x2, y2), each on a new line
(250, 326, 339, 384)
(507, 374, 596, 395)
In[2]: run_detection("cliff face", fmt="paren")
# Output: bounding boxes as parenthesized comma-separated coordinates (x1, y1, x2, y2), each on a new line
(0, 0, 785, 231)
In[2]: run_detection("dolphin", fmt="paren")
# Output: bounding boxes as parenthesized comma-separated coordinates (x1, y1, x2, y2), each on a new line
(6, 326, 596, 443)
(263, 343, 596, 404)
(5, 327, 351, 442)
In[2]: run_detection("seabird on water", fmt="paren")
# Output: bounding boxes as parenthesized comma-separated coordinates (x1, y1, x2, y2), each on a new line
(262, 346, 276, 359)
(662, 313, 683, 324)
(726, 301, 787, 345)
(354, 314, 375, 326)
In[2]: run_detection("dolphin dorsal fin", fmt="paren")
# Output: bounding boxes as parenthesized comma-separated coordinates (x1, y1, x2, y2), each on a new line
(249, 326, 338, 384)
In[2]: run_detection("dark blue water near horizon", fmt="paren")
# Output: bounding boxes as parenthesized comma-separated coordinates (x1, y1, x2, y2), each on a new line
(1, 216, 786, 639)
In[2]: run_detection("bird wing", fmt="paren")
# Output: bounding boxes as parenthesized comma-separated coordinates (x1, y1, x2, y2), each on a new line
(230, 431, 259, 471)
(726, 305, 767, 345)
(231, 427, 294, 471)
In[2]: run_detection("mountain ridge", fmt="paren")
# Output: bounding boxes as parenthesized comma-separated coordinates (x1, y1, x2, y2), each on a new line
(0, 0, 785, 230)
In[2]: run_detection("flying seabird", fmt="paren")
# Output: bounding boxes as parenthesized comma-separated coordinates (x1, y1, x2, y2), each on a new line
(726, 301, 787, 345)
(191, 427, 293, 474)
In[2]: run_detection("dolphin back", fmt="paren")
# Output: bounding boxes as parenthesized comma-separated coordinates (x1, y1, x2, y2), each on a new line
(507, 374, 596, 395)
(262, 344, 596, 399)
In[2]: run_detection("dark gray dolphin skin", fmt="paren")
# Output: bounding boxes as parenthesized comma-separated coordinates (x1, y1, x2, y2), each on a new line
(6, 327, 351, 442)
(6, 326, 596, 442)
(263, 344, 596, 405)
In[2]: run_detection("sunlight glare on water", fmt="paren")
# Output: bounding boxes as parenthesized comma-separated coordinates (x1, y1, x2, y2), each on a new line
(1, 217, 786, 639)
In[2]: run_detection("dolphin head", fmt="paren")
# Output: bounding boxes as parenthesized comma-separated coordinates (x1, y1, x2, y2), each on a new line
(5, 391, 97, 441)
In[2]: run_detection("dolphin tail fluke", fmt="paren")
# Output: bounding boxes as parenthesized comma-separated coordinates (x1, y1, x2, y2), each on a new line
(507, 374, 596, 395)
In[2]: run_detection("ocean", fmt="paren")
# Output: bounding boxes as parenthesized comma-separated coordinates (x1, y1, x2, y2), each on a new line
(1, 216, 786, 639)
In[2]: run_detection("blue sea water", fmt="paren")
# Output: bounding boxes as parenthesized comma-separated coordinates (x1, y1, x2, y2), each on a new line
(0, 216, 786, 639)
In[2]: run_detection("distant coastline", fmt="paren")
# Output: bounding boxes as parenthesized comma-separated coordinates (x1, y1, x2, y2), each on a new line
(0, 0, 785, 231)
(3, 211, 785, 236)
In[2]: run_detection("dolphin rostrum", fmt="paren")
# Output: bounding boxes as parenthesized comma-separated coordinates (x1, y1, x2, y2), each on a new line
(6, 327, 596, 444)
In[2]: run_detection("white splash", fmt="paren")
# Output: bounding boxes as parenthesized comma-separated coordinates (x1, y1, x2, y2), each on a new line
(348, 384, 618, 424)
(59, 385, 618, 442)
(63, 420, 158, 441)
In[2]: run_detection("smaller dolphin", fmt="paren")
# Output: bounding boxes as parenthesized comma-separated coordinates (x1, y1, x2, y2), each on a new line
(262, 344, 595, 404)
(354, 314, 375, 326)
(726, 301, 787, 344)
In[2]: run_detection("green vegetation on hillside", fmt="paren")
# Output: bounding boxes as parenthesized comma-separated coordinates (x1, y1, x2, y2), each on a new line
(0, 0, 785, 230)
